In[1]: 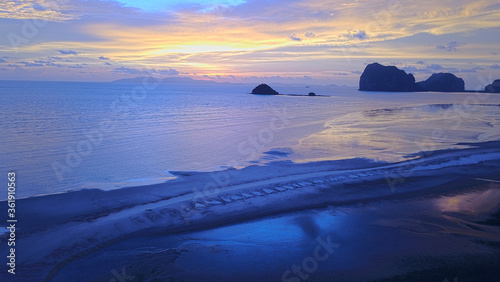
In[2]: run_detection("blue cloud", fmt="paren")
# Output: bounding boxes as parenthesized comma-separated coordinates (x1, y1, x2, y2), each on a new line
(427, 64, 444, 70)
(343, 30, 368, 40)
(436, 41, 464, 52)
(289, 33, 302, 41)
(113, 67, 179, 76)
(117, 0, 245, 11)
(58, 50, 78, 55)
(17, 61, 43, 67)
(98, 56, 110, 60)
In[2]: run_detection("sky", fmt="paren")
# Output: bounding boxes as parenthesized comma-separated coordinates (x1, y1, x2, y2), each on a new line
(1, 0, 500, 87)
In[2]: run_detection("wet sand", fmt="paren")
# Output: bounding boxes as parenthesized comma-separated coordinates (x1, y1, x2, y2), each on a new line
(1, 142, 500, 281)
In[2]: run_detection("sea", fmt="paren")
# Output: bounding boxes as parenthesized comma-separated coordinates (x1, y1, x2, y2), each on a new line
(1, 80, 500, 199)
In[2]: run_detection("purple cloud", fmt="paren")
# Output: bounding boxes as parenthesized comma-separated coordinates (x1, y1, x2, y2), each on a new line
(289, 34, 302, 41)
(427, 64, 444, 70)
(436, 41, 464, 52)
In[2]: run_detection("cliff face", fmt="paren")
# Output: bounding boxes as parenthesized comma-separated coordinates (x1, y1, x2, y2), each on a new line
(417, 73, 465, 92)
(359, 63, 421, 92)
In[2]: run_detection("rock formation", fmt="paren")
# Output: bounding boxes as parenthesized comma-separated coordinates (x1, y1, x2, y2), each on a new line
(359, 63, 420, 92)
(251, 84, 279, 95)
(485, 79, 500, 93)
(417, 73, 465, 92)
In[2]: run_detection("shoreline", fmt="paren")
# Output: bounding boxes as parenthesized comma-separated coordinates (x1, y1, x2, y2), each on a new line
(1, 141, 500, 280)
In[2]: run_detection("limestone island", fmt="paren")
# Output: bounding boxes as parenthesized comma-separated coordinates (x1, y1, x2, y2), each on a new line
(359, 62, 466, 92)
(485, 79, 500, 93)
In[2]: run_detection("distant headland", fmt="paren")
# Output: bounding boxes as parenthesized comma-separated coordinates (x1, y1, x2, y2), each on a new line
(359, 62, 499, 93)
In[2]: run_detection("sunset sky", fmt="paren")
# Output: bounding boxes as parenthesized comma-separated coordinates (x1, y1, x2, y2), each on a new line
(1, 0, 500, 87)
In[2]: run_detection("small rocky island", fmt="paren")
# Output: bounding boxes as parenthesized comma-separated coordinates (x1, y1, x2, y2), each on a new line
(417, 73, 464, 92)
(485, 79, 500, 93)
(359, 63, 466, 92)
(251, 84, 279, 95)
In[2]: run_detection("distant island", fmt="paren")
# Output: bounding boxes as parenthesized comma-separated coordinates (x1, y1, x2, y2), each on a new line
(250, 84, 323, 96)
(359, 62, 499, 93)
(486, 79, 500, 93)
(251, 84, 279, 95)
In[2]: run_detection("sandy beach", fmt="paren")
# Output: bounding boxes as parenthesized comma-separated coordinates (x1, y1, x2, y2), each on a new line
(1, 141, 500, 281)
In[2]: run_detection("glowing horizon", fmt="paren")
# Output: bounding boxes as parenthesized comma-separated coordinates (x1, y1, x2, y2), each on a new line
(0, 0, 499, 87)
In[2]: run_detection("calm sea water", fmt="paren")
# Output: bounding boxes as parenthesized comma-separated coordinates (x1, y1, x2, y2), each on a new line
(1, 80, 500, 198)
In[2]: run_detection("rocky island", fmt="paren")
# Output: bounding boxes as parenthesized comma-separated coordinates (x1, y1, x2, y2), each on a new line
(359, 62, 420, 92)
(251, 84, 279, 95)
(417, 72, 465, 92)
(485, 79, 500, 93)
(359, 63, 466, 92)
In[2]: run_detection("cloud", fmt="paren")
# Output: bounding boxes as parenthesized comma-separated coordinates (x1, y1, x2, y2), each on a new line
(98, 56, 109, 60)
(153, 68, 180, 76)
(0, 0, 142, 21)
(0, 0, 499, 85)
(113, 67, 142, 75)
(113, 67, 179, 76)
(491, 64, 500, 69)
(351, 70, 362, 74)
(289, 33, 302, 41)
(427, 64, 444, 70)
(105, 62, 112, 65)
(342, 30, 368, 40)
(436, 41, 465, 52)
(17, 61, 43, 67)
(402, 66, 419, 73)
(58, 50, 78, 55)
(45, 62, 63, 67)
(0, 58, 6, 63)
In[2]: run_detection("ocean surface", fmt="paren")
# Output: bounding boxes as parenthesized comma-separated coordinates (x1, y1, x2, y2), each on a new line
(1, 80, 500, 199)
